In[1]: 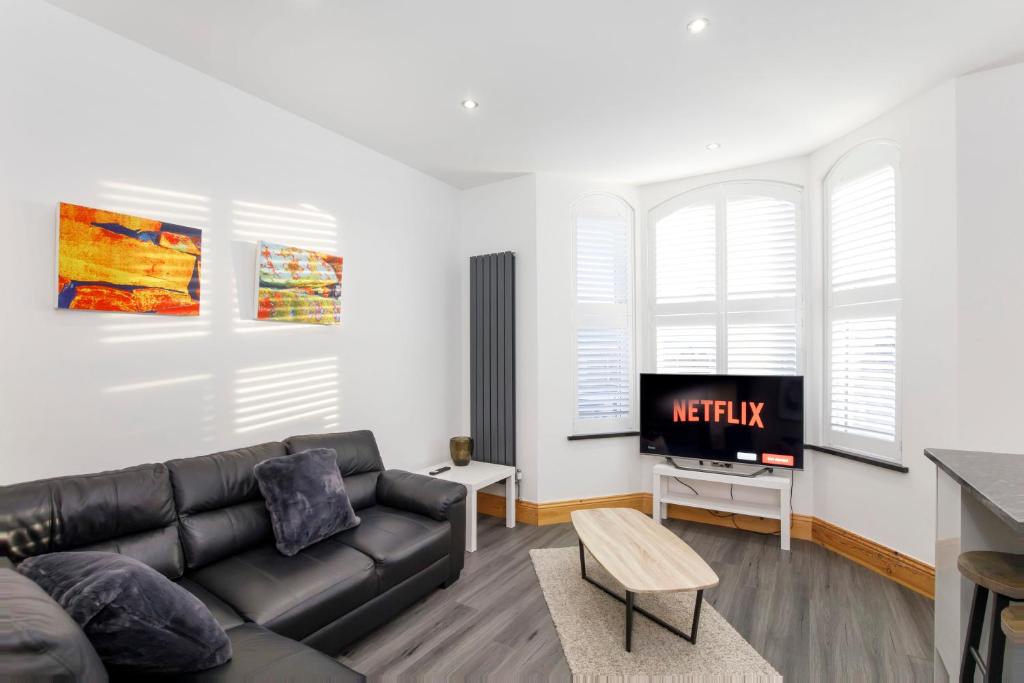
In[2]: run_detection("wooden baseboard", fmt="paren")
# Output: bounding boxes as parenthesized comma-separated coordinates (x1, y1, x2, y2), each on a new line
(477, 492, 648, 526)
(810, 516, 934, 598)
(476, 491, 933, 598)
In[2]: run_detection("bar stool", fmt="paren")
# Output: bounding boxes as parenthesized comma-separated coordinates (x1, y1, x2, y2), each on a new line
(1003, 604, 1023, 645)
(958, 551, 1024, 682)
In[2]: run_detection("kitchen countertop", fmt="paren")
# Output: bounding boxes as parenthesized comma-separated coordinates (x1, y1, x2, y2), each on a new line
(925, 448, 1024, 534)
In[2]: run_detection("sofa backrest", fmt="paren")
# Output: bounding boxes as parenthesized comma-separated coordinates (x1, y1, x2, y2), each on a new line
(284, 430, 383, 510)
(0, 431, 386, 575)
(0, 464, 183, 579)
(165, 442, 283, 571)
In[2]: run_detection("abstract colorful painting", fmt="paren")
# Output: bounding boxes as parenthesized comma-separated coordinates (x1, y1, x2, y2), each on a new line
(255, 241, 343, 325)
(56, 203, 202, 316)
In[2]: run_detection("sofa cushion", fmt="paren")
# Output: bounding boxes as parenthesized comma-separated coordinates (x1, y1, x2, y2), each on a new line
(18, 551, 231, 674)
(177, 577, 244, 630)
(187, 537, 377, 641)
(122, 624, 366, 683)
(0, 463, 183, 579)
(335, 506, 450, 592)
(0, 568, 108, 682)
(254, 448, 361, 557)
(166, 443, 284, 570)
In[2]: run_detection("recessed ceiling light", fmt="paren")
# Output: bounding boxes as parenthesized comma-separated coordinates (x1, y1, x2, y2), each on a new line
(687, 17, 710, 34)
(705, 142, 721, 150)
(462, 99, 479, 110)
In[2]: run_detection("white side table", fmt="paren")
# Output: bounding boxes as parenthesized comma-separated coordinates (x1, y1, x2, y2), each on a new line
(415, 460, 516, 552)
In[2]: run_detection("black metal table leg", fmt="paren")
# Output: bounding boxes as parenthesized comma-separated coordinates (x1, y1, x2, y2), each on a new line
(625, 591, 634, 652)
(691, 590, 704, 644)
(577, 553, 706, 653)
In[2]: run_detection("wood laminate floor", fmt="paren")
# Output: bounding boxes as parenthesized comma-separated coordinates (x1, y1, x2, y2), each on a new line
(341, 516, 934, 682)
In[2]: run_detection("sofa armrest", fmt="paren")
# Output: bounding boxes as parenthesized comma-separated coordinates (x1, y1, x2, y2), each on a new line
(0, 568, 108, 681)
(376, 470, 467, 585)
(376, 470, 467, 521)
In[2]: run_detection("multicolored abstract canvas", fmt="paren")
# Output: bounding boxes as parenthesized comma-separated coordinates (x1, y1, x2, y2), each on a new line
(57, 203, 202, 316)
(255, 241, 343, 325)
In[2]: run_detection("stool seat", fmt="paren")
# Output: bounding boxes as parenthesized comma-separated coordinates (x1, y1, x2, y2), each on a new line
(1004, 605, 1024, 646)
(957, 551, 1024, 600)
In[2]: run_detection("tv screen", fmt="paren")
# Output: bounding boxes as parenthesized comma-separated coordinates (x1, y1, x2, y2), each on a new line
(640, 373, 804, 469)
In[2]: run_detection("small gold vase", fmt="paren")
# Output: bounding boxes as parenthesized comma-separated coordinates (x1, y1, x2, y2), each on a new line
(450, 436, 473, 466)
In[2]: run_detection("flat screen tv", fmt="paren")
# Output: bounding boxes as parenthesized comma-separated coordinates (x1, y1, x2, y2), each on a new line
(640, 373, 804, 470)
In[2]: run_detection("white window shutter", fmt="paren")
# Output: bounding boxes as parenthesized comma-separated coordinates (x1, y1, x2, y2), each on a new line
(576, 217, 630, 305)
(572, 195, 634, 433)
(650, 184, 801, 379)
(656, 324, 717, 374)
(575, 327, 632, 420)
(727, 196, 797, 300)
(825, 144, 900, 461)
(655, 202, 716, 304)
(727, 322, 798, 375)
(829, 316, 897, 441)
(829, 167, 896, 293)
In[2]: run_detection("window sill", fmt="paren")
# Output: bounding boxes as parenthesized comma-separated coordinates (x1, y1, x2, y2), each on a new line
(805, 443, 908, 473)
(567, 431, 640, 442)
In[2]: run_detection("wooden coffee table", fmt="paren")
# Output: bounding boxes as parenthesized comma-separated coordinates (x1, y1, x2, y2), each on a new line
(571, 507, 719, 652)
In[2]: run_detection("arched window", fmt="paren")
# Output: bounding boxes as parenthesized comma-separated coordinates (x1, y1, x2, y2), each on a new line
(571, 193, 635, 434)
(824, 141, 901, 461)
(647, 181, 802, 376)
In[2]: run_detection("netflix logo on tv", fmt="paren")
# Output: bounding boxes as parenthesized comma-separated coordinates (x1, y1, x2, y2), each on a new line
(640, 374, 804, 469)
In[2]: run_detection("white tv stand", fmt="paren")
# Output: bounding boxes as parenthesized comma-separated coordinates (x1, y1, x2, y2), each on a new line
(652, 461, 792, 551)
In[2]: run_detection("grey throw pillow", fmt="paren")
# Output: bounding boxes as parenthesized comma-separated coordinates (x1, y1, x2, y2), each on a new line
(254, 447, 361, 556)
(16, 552, 231, 674)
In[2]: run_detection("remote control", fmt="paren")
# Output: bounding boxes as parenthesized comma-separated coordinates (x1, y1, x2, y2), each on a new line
(428, 466, 451, 476)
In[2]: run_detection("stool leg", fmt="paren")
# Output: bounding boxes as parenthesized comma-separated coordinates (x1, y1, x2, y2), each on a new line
(961, 583, 988, 683)
(987, 593, 1010, 682)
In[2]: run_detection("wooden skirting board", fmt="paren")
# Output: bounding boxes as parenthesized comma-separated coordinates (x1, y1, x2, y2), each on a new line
(476, 491, 934, 599)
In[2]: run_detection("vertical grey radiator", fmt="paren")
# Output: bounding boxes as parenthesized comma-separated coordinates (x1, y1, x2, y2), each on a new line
(470, 251, 516, 467)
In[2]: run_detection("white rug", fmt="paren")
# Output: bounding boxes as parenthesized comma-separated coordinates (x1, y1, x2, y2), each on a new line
(530, 546, 782, 683)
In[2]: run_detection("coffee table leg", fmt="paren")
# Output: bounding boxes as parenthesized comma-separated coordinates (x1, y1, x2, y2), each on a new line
(578, 540, 586, 579)
(626, 591, 635, 652)
(690, 590, 704, 644)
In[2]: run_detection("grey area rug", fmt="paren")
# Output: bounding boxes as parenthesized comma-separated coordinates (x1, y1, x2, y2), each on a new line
(530, 546, 782, 682)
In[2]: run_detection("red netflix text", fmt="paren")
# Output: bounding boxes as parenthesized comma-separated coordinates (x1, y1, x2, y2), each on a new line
(671, 400, 765, 429)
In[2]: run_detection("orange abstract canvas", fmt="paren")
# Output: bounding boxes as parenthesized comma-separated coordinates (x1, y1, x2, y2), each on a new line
(256, 241, 342, 325)
(56, 203, 202, 316)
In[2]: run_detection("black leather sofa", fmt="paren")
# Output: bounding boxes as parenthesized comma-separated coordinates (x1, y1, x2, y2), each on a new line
(0, 430, 467, 681)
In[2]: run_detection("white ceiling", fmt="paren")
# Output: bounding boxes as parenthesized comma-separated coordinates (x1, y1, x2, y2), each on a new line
(46, 0, 1024, 189)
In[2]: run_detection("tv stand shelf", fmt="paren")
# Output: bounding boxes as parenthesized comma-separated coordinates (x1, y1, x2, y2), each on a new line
(652, 463, 792, 550)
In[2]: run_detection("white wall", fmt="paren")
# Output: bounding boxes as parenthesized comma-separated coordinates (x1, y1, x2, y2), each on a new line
(0, 0, 460, 484)
(457, 174, 539, 499)
(807, 83, 960, 564)
(534, 174, 641, 501)
(954, 62, 1024, 450)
